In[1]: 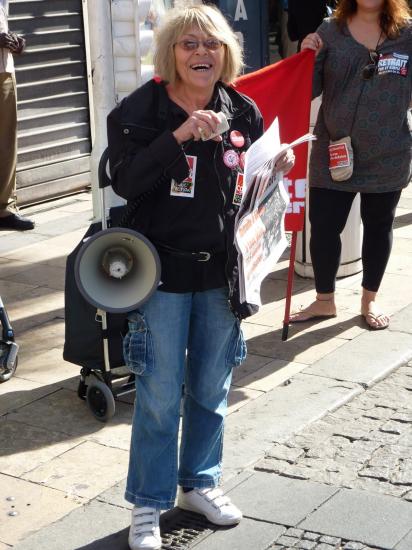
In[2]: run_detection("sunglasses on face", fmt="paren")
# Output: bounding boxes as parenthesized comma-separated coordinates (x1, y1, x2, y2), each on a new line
(175, 38, 224, 52)
(362, 50, 379, 80)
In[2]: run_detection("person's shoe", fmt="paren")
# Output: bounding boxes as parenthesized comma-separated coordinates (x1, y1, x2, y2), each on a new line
(0, 213, 35, 231)
(128, 506, 161, 550)
(177, 487, 242, 526)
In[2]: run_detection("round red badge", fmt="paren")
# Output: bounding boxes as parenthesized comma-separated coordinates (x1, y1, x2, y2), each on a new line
(230, 130, 245, 148)
(239, 151, 246, 171)
(223, 150, 240, 169)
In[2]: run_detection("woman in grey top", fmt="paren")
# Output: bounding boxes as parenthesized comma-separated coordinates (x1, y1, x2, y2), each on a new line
(290, 0, 412, 329)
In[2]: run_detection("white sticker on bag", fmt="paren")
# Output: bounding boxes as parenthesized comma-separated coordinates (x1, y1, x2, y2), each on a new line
(328, 142, 350, 169)
(170, 155, 197, 198)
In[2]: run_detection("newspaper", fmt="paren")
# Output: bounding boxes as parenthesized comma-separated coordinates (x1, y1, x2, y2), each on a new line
(235, 117, 315, 307)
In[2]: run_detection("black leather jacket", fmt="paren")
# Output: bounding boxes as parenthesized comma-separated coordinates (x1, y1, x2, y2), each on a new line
(107, 79, 264, 319)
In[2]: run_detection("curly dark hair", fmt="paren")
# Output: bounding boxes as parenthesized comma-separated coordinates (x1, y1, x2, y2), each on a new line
(334, 0, 411, 38)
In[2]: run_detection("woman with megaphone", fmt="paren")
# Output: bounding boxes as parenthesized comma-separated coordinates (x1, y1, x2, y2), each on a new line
(107, 5, 294, 550)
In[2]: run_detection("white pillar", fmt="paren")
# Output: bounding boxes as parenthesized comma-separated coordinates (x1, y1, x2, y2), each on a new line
(87, 0, 118, 221)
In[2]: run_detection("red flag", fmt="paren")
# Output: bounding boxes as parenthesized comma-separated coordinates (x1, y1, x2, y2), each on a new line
(234, 50, 315, 231)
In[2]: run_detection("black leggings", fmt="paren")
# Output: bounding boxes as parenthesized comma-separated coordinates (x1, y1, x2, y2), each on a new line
(309, 187, 402, 294)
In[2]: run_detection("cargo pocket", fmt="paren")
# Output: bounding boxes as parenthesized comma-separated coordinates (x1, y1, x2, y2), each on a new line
(226, 321, 247, 368)
(123, 311, 155, 376)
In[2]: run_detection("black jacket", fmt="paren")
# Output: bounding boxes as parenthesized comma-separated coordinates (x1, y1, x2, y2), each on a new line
(107, 79, 264, 319)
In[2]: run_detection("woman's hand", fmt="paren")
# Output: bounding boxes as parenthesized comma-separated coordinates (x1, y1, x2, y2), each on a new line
(274, 146, 295, 176)
(0, 32, 16, 50)
(9, 34, 25, 54)
(173, 110, 223, 144)
(301, 32, 323, 56)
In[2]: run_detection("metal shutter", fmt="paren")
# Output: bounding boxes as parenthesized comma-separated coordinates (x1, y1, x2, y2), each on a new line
(8, 0, 91, 205)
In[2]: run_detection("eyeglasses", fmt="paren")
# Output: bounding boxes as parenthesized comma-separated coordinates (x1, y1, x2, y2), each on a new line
(175, 38, 224, 52)
(362, 50, 379, 80)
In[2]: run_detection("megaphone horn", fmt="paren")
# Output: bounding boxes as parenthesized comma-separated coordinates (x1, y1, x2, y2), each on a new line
(74, 227, 161, 313)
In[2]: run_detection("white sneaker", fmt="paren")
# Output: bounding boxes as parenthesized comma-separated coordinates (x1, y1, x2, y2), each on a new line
(177, 487, 242, 526)
(128, 506, 161, 550)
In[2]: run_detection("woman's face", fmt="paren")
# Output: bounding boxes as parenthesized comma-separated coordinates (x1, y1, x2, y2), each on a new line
(173, 26, 225, 92)
(355, 0, 385, 12)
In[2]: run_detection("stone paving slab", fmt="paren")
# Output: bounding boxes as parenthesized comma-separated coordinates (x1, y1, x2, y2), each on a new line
(193, 517, 285, 549)
(255, 363, 412, 501)
(299, 488, 412, 549)
(22, 440, 129, 500)
(0, 377, 58, 416)
(232, 358, 308, 393)
(227, 385, 264, 414)
(231, 352, 274, 384)
(95, 479, 132, 510)
(245, 321, 349, 365)
(388, 303, 412, 335)
(304, 330, 412, 387)
(12, 499, 130, 550)
(0, 419, 84, 477)
(269, 527, 385, 550)
(2, 263, 66, 291)
(395, 528, 412, 550)
(16, 318, 66, 361)
(0, 231, 46, 255)
(0, 473, 84, 546)
(226, 472, 338, 526)
(223, 373, 360, 479)
(7, 388, 133, 447)
(13, 349, 78, 386)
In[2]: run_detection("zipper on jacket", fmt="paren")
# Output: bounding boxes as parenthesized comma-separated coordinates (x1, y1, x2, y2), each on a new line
(212, 138, 236, 311)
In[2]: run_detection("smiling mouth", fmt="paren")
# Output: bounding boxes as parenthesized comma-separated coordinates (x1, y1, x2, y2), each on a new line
(191, 64, 212, 72)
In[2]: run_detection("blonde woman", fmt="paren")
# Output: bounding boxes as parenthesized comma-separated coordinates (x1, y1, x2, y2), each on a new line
(107, 5, 294, 550)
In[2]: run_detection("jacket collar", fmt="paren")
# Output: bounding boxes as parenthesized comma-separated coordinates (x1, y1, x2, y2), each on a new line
(214, 82, 255, 121)
(160, 80, 253, 122)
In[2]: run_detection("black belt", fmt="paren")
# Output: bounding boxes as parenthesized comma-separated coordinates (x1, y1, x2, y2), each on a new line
(154, 242, 213, 262)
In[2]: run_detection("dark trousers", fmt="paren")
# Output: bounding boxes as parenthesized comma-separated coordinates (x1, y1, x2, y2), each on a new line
(309, 187, 402, 294)
(0, 72, 17, 212)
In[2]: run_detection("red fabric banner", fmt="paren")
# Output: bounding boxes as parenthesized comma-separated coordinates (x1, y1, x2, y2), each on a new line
(234, 50, 315, 231)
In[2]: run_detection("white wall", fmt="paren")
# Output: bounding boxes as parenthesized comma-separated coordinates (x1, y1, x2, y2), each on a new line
(111, 0, 163, 102)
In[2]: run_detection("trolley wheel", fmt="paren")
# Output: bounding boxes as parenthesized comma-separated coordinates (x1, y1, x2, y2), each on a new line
(77, 379, 87, 400)
(86, 379, 115, 422)
(0, 356, 18, 383)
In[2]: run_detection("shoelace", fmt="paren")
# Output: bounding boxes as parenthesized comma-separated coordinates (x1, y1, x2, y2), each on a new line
(200, 487, 231, 510)
(131, 508, 159, 536)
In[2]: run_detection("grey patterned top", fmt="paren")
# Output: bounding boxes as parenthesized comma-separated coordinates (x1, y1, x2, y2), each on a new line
(310, 18, 412, 193)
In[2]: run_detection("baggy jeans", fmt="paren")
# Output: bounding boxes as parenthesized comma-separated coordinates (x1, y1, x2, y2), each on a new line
(124, 287, 246, 509)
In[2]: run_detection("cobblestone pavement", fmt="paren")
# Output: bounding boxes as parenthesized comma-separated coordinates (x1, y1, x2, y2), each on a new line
(270, 528, 382, 549)
(255, 361, 412, 502)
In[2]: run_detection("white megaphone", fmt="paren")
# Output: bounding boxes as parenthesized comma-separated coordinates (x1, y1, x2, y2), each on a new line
(74, 227, 161, 314)
(74, 148, 161, 314)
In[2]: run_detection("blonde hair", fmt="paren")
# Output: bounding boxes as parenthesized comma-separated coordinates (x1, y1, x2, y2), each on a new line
(153, 4, 244, 85)
(334, 0, 411, 38)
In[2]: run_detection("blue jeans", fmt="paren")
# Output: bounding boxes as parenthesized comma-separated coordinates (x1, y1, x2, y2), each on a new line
(124, 287, 246, 509)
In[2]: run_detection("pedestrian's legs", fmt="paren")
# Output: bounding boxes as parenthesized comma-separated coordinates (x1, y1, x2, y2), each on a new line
(125, 290, 192, 510)
(178, 287, 246, 487)
(0, 73, 17, 213)
(290, 187, 355, 322)
(359, 190, 402, 329)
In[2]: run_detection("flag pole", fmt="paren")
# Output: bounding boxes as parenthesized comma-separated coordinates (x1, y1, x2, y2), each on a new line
(282, 230, 297, 341)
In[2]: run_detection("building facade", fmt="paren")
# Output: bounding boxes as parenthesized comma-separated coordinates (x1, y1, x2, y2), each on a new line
(8, 0, 264, 207)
